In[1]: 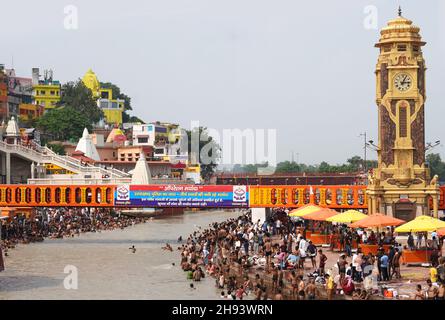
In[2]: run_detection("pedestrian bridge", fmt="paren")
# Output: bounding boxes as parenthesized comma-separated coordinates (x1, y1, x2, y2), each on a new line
(1, 184, 444, 210)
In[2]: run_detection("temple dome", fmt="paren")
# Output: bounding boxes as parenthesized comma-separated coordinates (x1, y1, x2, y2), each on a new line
(376, 12, 424, 47)
(131, 153, 152, 184)
(75, 128, 101, 161)
(6, 116, 20, 137)
(82, 68, 100, 97)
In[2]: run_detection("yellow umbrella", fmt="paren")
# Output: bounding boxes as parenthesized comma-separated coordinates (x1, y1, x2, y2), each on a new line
(288, 204, 323, 217)
(326, 210, 367, 224)
(394, 215, 445, 233)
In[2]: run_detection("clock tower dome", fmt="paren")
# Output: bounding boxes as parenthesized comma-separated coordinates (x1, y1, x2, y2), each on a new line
(367, 9, 440, 219)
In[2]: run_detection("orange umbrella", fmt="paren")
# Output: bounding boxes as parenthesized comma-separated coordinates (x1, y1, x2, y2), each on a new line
(349, 213, 405, 229)
(438, 228, 445, 237)
(303, 209, 339, 221)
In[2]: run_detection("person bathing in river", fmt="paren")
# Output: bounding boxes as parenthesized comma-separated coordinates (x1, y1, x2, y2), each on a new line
(162, 243, 173, 251)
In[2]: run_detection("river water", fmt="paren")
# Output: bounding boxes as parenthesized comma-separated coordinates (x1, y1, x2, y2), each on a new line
(0, 210, 240, 300)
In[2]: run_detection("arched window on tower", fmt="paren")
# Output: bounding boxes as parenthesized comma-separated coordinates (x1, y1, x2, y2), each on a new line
(399, 104, 408, 138)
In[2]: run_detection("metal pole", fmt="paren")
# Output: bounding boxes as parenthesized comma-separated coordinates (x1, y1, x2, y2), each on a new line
(364, 132, 367, 173)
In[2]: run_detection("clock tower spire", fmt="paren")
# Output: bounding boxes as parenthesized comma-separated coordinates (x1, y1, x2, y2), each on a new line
(367, 13, 440, 219)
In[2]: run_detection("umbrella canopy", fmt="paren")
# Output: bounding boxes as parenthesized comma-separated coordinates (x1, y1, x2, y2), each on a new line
(438, 228, 445, 237)
(395, 215, 445, 233)
(303, 209, 339, 221)
(288, 204, 323, 217)
(349, 213, 405, 229)
(326, 210, 367, 224)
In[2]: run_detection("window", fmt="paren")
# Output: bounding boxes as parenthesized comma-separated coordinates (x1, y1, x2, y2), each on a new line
(383, 45, 391, 52)
(413, 46, 420, 53)
(50, 90, 55, 95)
(41, 90, 46, 95)
(138, 137, 148, 144)
(397, 44, 407, 52)
(399, 105, 407, 137)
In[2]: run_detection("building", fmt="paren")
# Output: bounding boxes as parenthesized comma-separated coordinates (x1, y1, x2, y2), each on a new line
(32, 68, 61, 110)
(132, 122, 186, 162)
(4, 69, 33, 120)
(19, 103, 44, 120)
(367, 10, 440, 219)
(82, 69, 125, 126)
(0, 65, 7, 121)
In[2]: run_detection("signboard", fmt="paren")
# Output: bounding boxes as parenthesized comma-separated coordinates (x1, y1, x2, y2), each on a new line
(114, 185, 249, 208)
(249, 186, 293, 207)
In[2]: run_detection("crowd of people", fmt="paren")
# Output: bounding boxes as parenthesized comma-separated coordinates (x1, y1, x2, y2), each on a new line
(178, 209, 445, 300)
(0, 208, 148, 253)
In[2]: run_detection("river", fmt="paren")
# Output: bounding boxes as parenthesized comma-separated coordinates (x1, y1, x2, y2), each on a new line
(0, 210, 241, 300)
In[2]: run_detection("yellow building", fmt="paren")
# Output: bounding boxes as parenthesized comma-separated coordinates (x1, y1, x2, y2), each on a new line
(82, 69, 124, 125)
(19, 103, 44, 120)
(32, 68, 61, 110)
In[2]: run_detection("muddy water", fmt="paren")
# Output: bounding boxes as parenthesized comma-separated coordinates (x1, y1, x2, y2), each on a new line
(0, 210, 240, 300)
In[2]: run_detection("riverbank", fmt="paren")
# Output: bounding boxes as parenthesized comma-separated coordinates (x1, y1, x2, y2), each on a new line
(0, 210, 240, 299)
(178, 210, 445, 300)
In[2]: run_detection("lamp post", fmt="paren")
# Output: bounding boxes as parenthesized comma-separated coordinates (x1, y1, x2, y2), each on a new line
(359, 132, 367, 173)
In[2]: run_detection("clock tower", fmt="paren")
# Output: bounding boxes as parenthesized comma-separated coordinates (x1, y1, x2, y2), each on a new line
(367, 9, 440, 219)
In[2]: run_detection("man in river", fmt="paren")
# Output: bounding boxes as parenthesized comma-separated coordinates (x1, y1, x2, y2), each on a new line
(305, 278, 317, 300)
(129, 245, 136, 253)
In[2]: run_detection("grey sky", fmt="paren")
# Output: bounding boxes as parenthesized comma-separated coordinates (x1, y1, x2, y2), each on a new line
(2, 0, 444, 164)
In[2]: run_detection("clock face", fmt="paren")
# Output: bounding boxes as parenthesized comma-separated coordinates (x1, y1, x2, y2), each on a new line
(394, 73, 412, 92)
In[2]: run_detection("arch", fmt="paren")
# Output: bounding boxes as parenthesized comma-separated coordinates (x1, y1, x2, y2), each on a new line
(65, 187, 72, 204)
(325, 188, 333, 205)
(86, 188, 92, 204)
(336, 188, 343, 205)
(45, 188, 52, 203)
(292, 188, 300, 205)
(280, 188, 288, 205)
(95, 188, 102, 204)
(25, 188, 32, 203)
(5, 187, 12, 204)
(105, 187, 112, 204)
(358, 189, 365, 206)
(304, 188, 310, 205)
(35, 188, 41, 203)
(314, 188, 321, 205)
(75, 188, 82, 204)
(270, 188, 277, 205)
(15, 188, 21, 204)
(55, 187, 61, 204)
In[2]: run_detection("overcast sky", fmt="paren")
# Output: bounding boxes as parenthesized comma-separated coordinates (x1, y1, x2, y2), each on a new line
(2, 0, 445, 165)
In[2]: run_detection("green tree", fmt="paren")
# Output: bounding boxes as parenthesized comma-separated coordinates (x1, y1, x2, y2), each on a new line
(36, 107, 92, 142)
(186, 127, 221, 182)
(59, 80, 103, 123)
(426, 153, 445, 181)
(276, 161, 301, 173)
(47, 143, 66, 155)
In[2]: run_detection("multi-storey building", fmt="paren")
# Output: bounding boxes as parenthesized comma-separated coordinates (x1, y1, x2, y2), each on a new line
(132, 122, 187, 163)
(4, 69, 33, 121)
(32, 68, 61, 110)
(82, 69, 125, 126)
(0, 65, 7, 122)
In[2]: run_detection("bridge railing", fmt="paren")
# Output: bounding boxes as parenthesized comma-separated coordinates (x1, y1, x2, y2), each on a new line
(0, 185, 115, 207)
(248, 185, 368, 209)
(0, 184, 443, 209)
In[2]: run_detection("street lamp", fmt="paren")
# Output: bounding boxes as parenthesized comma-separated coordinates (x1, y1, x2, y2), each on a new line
(359, 132, 367, 173)
(366, 140, 379, 152)
(426, 140, 441, 153)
